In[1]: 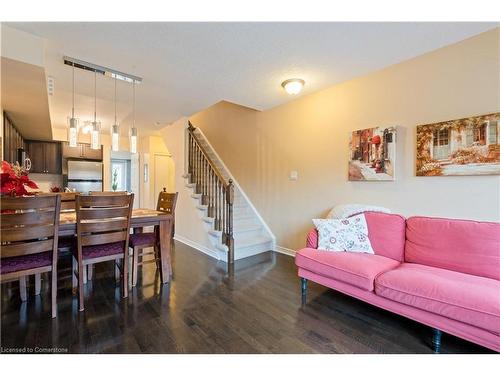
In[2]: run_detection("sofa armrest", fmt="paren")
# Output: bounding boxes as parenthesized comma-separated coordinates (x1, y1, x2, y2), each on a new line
(306, 228, 318, 249)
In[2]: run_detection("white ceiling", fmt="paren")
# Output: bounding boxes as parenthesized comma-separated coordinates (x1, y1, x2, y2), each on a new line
(5, 22, 498, 136)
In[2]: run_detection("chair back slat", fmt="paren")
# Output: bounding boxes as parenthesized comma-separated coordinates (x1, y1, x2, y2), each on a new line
(80, 231, 128, 247)
(79, 194, 131, 207)
(89, 191, 128, 196)
(2, 225, 56, 242)
(75, 193, 133, 256)
(37, 192, 79, 211)
(1, 210, 55, 226)
(78, 207, 131, 220)
(157, 191, 178, 214)
(0, 195, 61, 260)
(2, 239, 54, 258)
(79, 218, 129, 234)
(1, 195, 59, 210)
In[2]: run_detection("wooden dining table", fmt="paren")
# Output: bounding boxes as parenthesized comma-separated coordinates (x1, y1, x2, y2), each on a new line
(58, 208, 173, 284)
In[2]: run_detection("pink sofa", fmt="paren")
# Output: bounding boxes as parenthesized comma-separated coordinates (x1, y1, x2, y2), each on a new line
(295, 212, 500, 352)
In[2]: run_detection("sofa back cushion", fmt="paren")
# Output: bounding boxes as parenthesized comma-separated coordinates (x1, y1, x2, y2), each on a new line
(306, 212, 406, 262)
(405, 216, 500, 280)
(364, 212, 406, 262)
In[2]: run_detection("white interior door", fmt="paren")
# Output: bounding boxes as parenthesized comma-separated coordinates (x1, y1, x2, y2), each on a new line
(154, 154, 171, 203)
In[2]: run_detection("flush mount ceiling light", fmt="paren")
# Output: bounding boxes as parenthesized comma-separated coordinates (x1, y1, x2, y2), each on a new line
(281, 78, 305, 95)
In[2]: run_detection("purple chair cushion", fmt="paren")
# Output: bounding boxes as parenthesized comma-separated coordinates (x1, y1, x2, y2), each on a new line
(77, 241, 126, 260)
(129, 233, 156, 247)
(1, 252, 52, 274)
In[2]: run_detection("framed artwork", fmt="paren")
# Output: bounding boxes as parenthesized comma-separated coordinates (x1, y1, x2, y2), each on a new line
(348, 126, 397, 181)
(416, 113, 500, 176)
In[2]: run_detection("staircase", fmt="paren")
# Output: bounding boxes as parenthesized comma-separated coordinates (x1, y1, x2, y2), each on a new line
(184, 122, 275, 263)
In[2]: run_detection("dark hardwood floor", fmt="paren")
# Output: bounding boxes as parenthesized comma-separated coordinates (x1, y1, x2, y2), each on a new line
(0, 242, 492, 354)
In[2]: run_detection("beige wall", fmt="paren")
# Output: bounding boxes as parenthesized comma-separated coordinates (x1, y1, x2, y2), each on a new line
(159, 117, 216, 256)
(139, 135, 175, 209)
(190, 28, 500, 251)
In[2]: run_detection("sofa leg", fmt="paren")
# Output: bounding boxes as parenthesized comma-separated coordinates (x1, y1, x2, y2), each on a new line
(301, 278, 308, 305)
(432, 328, 442, 353)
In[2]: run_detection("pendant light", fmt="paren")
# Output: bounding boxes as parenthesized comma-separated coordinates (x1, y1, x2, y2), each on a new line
(67, 63, 79, 147)
(129, 81, 138, 154)
(111, 77, 120, 151)
(90, 70, 101, 150)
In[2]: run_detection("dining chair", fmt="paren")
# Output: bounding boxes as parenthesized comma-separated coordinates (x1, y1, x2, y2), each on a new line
(129, 189, 178, 287)
(36, 192, 80, 292)
(0, 195, 61, 318)
(73, 193, 134, 311)
(83, 192, 127, 282)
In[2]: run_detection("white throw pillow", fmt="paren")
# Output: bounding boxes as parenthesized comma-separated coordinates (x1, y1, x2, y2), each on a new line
(313, 213, 374, 254)
(326, 204, 391, 219)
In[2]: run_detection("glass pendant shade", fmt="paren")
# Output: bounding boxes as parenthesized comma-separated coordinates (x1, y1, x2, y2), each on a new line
(130, 127, 138, 154)
(90, 121, 101, 150)
(68, 117, 79, 147)
(68, 63, 79, 147)
(111, 124, 120, 151)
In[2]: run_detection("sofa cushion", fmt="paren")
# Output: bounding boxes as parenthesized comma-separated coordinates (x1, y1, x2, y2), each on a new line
(405, 216, 500, 280)
(375, 263, 500, 333)
(295, 248, 400, 291)
(305, 212, 406, 262)
(313, 214, 374, 253)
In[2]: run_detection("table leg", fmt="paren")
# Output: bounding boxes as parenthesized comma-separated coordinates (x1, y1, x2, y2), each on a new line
(158, 219, 172, 283)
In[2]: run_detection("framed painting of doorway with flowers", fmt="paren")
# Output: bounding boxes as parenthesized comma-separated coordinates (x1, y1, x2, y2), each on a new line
(416, 113, 500, 176)
(348, 126, 397, 181)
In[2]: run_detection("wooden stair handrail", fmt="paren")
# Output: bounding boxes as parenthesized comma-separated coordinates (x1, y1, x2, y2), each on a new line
(188, 121, 231, 188)
(187, 120, 234, 264)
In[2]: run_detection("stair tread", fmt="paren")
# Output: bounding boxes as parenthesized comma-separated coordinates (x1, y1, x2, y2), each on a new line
(208, 225, 262, 236)
(233, 224, 262, 232)
(233, 216, 256, 223)
(235, 236, 273, 248)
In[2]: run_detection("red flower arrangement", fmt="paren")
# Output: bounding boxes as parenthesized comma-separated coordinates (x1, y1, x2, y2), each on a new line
(1, 161, 39, 196)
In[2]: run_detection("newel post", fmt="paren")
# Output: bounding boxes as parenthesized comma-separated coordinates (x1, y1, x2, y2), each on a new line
(226, 179, 234, 264)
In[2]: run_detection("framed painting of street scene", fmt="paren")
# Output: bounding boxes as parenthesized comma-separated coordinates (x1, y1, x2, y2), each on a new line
(348, 126, 396, 181)
(416, 113, 500, 176)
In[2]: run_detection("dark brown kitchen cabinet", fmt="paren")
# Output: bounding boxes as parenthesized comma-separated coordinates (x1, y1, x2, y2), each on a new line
(62, 142, 102, 161)
(26, 141, 62, 174)
(3, 112, 26, 164)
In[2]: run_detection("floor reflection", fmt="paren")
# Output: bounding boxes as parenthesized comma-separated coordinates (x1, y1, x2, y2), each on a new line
(0, 241, 491, 354)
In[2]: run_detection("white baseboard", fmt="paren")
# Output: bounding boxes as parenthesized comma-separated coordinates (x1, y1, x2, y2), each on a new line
(174, 234, 222, 261)
(274, 246, 296, 257)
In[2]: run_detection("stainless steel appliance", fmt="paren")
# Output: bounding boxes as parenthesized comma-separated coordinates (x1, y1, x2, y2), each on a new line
(67, 160, 103, 193)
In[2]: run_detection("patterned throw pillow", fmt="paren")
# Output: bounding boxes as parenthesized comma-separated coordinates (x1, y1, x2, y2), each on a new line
(312, 213, 374, 254)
